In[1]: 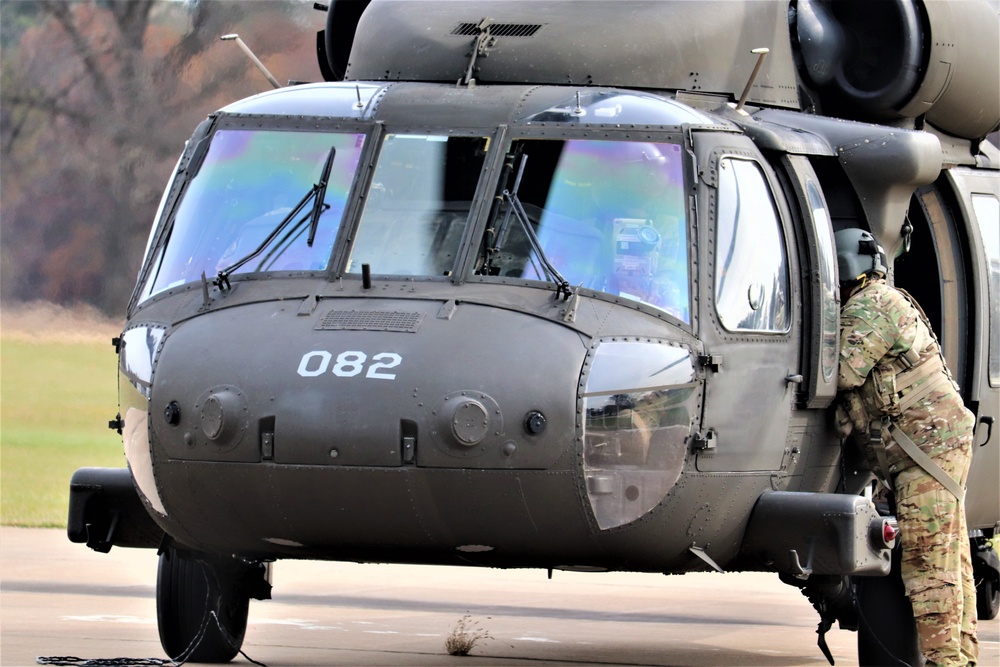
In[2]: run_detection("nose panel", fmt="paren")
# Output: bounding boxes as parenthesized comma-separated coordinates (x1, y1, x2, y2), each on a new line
(149, 299, 585, 470)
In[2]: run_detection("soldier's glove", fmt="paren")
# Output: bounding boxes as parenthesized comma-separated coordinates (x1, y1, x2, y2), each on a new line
(834, 403, 854, 439)
(840, 391, 871, 437)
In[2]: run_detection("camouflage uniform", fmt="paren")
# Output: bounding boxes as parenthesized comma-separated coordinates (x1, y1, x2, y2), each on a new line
(838, 278, 978, 666)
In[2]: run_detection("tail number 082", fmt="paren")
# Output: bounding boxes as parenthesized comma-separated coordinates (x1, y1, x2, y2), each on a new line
(297, 350, 402, 380)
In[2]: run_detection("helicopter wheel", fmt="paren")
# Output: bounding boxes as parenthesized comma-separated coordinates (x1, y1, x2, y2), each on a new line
(156, 547, 249, 663)
(854, 545, 921, 667)
(976, 569, 1000, 620)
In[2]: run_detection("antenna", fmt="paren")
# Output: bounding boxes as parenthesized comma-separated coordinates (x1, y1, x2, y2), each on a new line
(220, 34, 282, 89)
(735, 47, 769, 113)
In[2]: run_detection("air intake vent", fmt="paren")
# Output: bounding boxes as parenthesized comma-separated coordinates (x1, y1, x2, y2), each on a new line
(317, 310, 424, 333)
(451, 22, 543, 37)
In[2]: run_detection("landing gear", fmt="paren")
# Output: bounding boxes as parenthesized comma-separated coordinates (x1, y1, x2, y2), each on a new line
(783, 546, 921, 666)
(973, 533, 1000, 621)
(156, 547, 270, 663)
(779, 572, 858, 665)
(977, 573, 1000, 621)
(854, 545, 921, 667)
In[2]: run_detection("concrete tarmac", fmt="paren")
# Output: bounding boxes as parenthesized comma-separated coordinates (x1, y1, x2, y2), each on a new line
(2, 527, 997, 667)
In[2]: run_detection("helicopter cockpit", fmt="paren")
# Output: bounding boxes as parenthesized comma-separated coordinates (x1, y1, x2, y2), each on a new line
(135, 85, 718, 326)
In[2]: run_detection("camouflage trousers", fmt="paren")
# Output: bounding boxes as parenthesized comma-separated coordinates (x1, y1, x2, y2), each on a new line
(894, 436, 978, 666)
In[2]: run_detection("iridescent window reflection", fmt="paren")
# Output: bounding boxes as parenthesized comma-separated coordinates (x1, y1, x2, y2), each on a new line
(715, 158, 789, 332)
(145, 130, 366, 297)
(485, 139, 689, 322)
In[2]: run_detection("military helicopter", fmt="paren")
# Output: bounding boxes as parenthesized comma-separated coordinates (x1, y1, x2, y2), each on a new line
(67, 0, 999, 664)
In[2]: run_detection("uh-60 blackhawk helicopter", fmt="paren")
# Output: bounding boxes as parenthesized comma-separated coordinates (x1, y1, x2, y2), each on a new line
(67, 0, 999, 664)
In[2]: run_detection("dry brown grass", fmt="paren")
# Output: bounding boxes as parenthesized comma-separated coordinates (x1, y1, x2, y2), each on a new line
(444, 614, 494, 656)
(0, 301, 123, 344)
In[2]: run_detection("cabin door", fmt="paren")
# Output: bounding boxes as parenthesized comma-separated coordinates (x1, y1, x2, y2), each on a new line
(897, 171, 1000, 530)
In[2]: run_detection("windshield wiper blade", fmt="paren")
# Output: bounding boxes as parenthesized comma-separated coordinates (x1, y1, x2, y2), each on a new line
(215, 189, 316, 290)
(504, 188, 573, 300)
(257, 211, 315, 271)
(307, 146, 336, 246)
(215, 146, 336, 290)
(481, 151, 571, 299)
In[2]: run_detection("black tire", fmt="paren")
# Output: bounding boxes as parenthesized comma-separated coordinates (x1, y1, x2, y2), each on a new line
(854, 545, 921, 667)
(156, 548, 249, 663)
(977, 572, 1000, 621)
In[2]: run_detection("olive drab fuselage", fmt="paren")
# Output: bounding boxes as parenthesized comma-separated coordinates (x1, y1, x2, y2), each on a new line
(68, 1, 999, 660)
(119, 84, 815, 570)
(109, 69, 996, 572)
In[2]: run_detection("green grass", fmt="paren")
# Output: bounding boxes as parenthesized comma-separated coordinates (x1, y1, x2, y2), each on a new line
(1, 337, 125, 527)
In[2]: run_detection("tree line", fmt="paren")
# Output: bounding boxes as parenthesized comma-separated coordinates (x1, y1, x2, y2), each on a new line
(1, 0, 327, 316)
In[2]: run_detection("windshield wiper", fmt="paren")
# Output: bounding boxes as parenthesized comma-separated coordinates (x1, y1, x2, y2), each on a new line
(482, 152, 572, 299)
(482, 154, 518, 272)
(503, 187, 573, 300)
(308, 147, 336, 246)
(216, 146, 336, 290)
(494, 153, 527, 261)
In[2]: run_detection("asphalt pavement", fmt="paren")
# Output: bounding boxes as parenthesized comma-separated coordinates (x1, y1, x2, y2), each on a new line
(2, 527, 997, 666)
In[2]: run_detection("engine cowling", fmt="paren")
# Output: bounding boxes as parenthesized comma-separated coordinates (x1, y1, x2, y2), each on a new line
(795, 0, 999, 140)
(319, 0, 999, 141)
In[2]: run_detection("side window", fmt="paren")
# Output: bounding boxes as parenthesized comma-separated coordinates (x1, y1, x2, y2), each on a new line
(808, 179, 839, 382)
(715, 158, 790, 332)
(972, 193, 1000, 386)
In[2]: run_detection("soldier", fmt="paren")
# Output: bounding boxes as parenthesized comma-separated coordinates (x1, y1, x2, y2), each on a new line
(834, 228, 978, 666)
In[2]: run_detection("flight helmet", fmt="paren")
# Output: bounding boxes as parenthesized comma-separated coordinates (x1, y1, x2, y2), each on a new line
(834, 228, 888, 284)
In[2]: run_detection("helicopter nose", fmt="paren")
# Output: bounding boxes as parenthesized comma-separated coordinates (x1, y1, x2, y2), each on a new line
(147, 299, 584, 471)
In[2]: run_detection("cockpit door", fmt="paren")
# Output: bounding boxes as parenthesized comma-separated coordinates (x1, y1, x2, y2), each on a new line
(780, 155, 840, 409)
(693, 137, 802, 472)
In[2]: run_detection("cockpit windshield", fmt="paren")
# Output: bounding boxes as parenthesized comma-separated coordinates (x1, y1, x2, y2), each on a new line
(346, 134, 489, 277)
(138, 119, 690, 323)
(143, 129, 366, 297)
(482, 139, 689, 322)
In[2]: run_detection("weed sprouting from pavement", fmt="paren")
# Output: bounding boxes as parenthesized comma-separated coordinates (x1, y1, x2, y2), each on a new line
(445, 613, 494, 656)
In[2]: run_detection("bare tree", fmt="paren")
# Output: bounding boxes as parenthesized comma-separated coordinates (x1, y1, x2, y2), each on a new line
(1, 0, 322, 314)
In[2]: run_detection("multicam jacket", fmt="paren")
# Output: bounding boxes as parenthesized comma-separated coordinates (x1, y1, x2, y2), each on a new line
(837, 278, 973, 477)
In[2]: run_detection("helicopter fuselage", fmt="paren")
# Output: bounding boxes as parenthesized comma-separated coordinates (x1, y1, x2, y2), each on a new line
(65, 1, 1000, 662)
